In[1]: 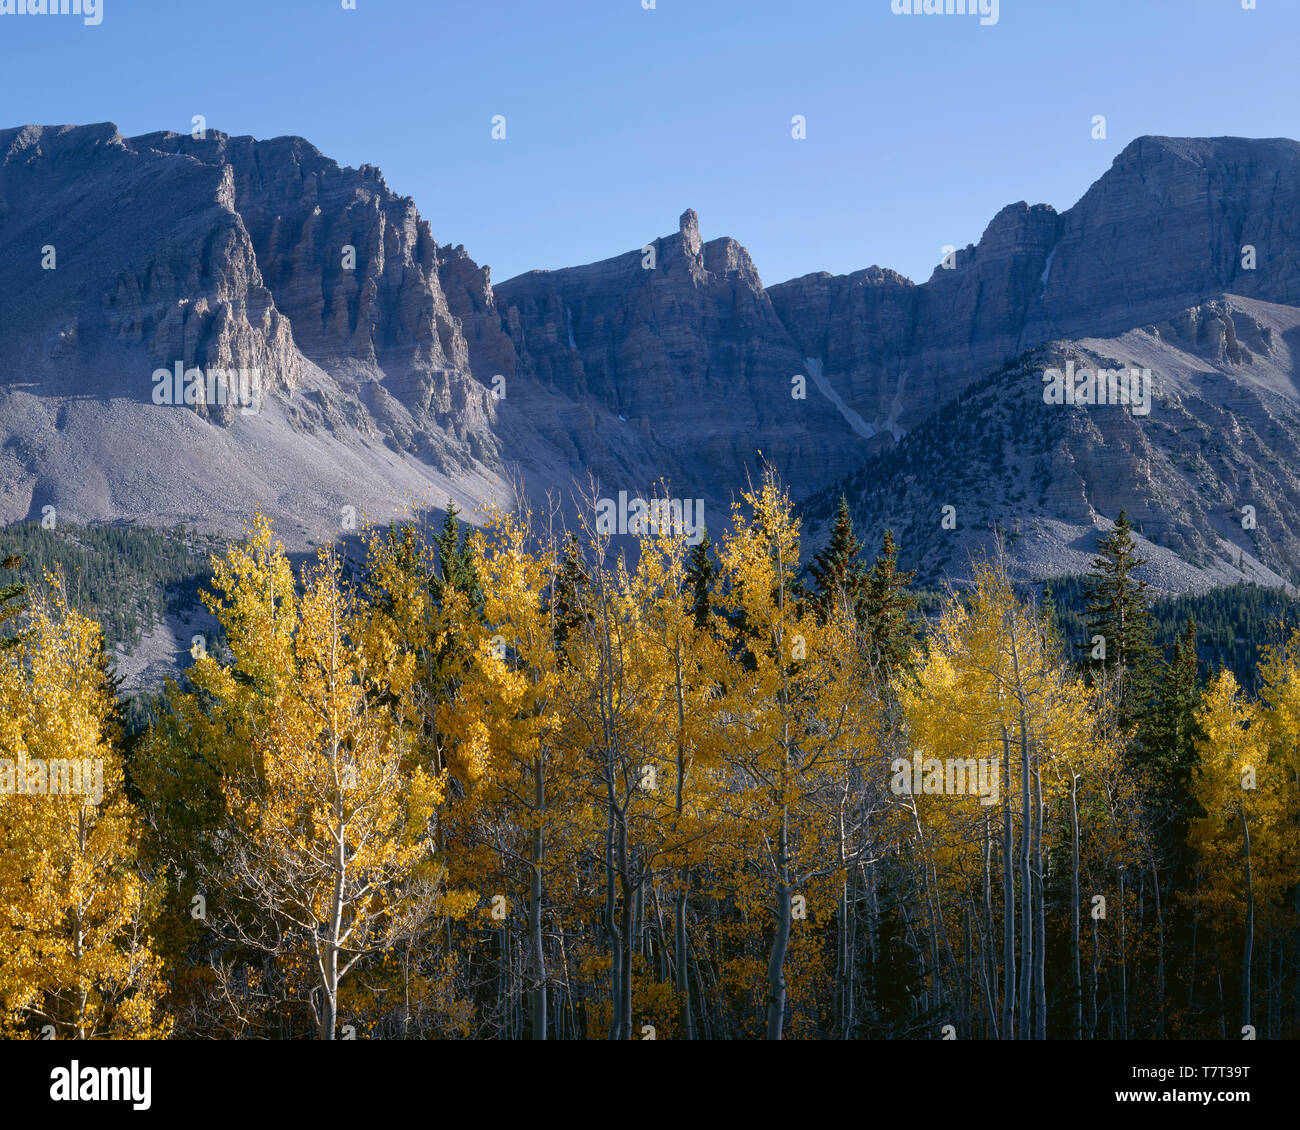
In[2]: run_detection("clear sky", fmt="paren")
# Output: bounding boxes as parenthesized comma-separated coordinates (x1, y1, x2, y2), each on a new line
(2, 0, 1296, 288)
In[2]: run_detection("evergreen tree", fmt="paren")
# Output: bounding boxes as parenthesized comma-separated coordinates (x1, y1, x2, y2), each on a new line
(806, 496, 868, 624)
(683, 531, 717, 631)
(552, 533, 589, 655)
(1083, 510, 1159, 731)
(1146, 616, 1204, 852)
(1039, 582, 1063, 653)
(862, 529, 918, 679)
(365, 507, 484, 782)
(431, 502, 484, 613)
(0, 554, 27, 652)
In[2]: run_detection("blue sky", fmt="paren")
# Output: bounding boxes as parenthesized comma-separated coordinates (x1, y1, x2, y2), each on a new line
(2, 0, 1296, 287)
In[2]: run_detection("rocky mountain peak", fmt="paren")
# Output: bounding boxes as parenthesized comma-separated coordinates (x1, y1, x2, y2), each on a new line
(4, 125, 1300, 597)
(679, 208, 702, 256)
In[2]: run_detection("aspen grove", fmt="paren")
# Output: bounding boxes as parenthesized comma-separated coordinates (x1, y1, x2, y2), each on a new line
(1, 473, 1297, 1040)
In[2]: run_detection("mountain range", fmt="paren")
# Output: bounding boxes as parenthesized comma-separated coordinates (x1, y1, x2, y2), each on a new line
(3, 123, 1300, 617)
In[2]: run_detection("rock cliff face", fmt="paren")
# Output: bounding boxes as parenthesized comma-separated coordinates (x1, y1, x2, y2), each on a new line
(0, 123, 510, 537)
(1027, 136, 1300, 337)
(494, 209, 860, 501)
(770, 136, 1300, 439)
(0, 123, 306, 407)
(130, 129, 503, 462)
(803, 294, 1300, 593)
(2, 124, 1299, 592)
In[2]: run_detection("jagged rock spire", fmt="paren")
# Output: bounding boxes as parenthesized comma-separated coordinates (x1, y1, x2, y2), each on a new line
(679, 208, 702, 256)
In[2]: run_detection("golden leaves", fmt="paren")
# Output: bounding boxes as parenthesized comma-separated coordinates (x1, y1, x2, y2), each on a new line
(0, 593, 169, 1038)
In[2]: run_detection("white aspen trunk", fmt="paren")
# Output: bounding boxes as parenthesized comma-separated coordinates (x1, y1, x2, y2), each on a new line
(1018, 719, 1032, 1040)
(75, 808, 87, 1040)
(616, 816, 635, 1040)
(1241, 804, 1254, 1031)
(1070, 772, 1083, 1039)
(1033, 763, 1046, 1040)
(1000, 726, 1015, 1039)
(529, 752, 547, 1040)
(673, 640, 695, 1039)
(322, 732, 345, 1042)
(766, 803, 792, 1040)
(606, 816, 622, 1040)
(983, 817, 1000, 1039)
(674, 872, 692, 1039)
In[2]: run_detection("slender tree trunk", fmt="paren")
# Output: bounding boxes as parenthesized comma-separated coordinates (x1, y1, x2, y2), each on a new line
(498, 916, 508, 1037)
(617, 824, 635, 1039)
(973, 889, 997, 1039)
(1000, 726, 1016, 1039)
(1089, 900, 1100, 1039)
(1118, 867, 1128, 1039)
(652, 880, 668, 982)
(1070, 772, 1083, 1039)
(529, 753, 547, 1040)
(321, 759, 346, 1041)
(672, 642, 695, 1040)
(866, 834, 881, 1028)
(74, 811, 88, 1040)
(606, 817, 622, 1040)
(690, 931, 714, 1039)
(766, 803, 792, 1040)
(1018, 719, 1032, 1040)
(558, 922, 575, 1039)
(1152, 859, 1165, 1038)
(674, 871, 692, 1038)
(841, 825, 859, 1038)
(1241, 804, 1254, 1031)
(1188, 867, 1200, 1020)
(983, 817, 1000, 1039)
(1033, 763, 1046, 1040)
(1293, 770, 1300, 1027)
(765, 527, 794, 1042)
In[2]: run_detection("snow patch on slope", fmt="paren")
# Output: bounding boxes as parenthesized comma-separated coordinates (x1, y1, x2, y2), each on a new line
(805, 358, 875, 441)
(1039, 245, 1056, 292)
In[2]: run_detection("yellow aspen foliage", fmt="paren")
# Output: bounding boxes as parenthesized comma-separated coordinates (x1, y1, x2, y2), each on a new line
(160, 514, 444, 1039)
(713, 470, 876, 1038)
(439, 506, 569, 882)
(1257, 631, 1300, 817)
(895, 562, 1118, 867)
(433, 507, 578, 1037)
(622, 514, 729, 913)
(559, 508, 734, 1039)
(361, 519, 480, 784)
(443, 508, 564, 793)
(893, 560, 1130, 1038)
(1190, 671, 1295, 939)
(0, 591, 170, 1038)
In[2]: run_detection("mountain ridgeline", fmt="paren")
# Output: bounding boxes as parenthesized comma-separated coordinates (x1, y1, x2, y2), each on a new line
(3, 125, 1300, 622)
